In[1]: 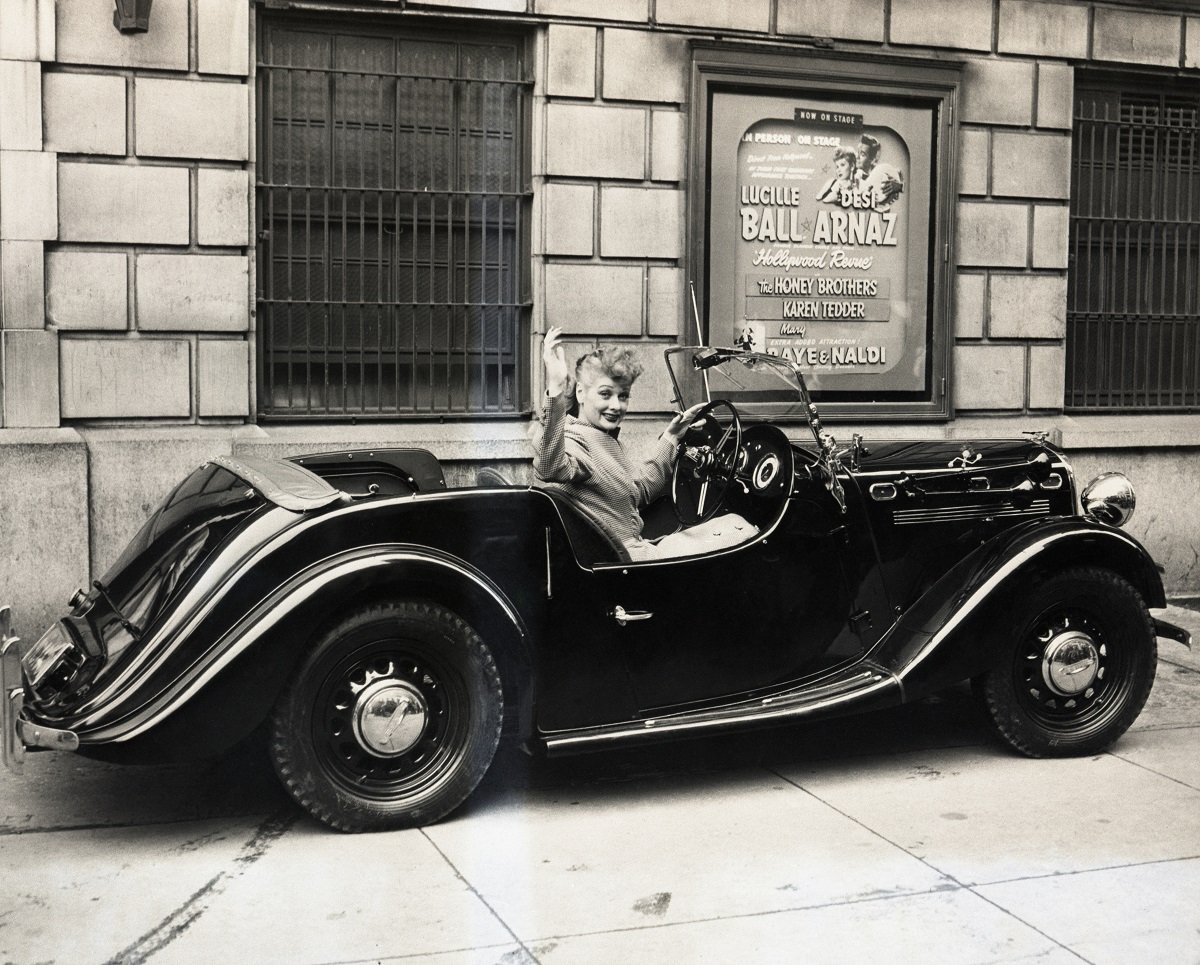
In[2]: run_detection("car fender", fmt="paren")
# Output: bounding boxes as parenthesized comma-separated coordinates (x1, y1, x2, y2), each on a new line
(875, 516, 1166, 702)
(79, 544, 532, 751)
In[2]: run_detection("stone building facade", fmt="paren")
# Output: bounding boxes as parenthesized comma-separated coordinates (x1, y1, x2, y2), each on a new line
(1, 0, 1199, 634)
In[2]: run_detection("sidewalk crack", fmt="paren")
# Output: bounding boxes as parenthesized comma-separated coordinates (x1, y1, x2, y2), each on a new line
(768, 767, 1093, 963)
(101, 808, 298, 965)
(420, 829, 540, 965)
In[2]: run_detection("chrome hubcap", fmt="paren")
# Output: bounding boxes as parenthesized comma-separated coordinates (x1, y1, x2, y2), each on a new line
(1042, 630, 1100, 697)
(353, 679, 429, 756)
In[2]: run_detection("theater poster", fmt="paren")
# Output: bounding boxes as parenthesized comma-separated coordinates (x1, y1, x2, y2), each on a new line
(691, 50, 960, 419)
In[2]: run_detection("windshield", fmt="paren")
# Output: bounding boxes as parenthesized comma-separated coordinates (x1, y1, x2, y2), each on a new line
(665, 347, 812, 419)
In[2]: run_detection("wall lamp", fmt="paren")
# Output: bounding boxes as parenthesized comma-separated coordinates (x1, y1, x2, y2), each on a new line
(113, 0, 152, 34)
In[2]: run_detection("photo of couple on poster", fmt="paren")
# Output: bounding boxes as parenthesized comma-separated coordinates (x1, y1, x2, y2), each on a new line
(815, 132, 904, 211)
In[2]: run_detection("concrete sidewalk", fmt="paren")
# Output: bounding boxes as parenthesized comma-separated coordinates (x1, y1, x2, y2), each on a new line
(0, 607, 1197, 964)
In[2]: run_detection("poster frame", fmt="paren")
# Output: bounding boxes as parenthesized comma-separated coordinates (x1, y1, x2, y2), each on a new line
(687, 45, 963, 422)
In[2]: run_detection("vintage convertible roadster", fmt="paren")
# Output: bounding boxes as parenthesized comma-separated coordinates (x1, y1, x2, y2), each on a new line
(1, 347, 1190, 831)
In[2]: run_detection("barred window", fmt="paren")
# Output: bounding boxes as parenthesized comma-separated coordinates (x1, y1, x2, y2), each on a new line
(257, 21, 532, 419)
(1068, 81, 1200, 411)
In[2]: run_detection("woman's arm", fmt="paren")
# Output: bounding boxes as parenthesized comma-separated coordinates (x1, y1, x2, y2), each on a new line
(531, 391, 592, 482)
(631, 403, 706, 505)
(531, 326, 592, 482)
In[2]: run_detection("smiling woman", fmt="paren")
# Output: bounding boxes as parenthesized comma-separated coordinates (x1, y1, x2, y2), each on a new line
(530, 327, 699, 559)
(530, 328, 758, 561)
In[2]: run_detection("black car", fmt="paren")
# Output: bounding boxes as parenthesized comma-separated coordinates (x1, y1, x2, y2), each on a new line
(1, 347, 1190, 831)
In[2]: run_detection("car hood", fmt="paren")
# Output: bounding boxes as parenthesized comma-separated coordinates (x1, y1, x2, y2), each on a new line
(847, 438, 1059, 475)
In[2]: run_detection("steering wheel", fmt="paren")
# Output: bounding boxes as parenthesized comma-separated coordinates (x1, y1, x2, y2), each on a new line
(671, 400, 742, 526)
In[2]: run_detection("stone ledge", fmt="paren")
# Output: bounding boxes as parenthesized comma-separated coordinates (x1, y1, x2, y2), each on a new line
(243, 421, 536, 461)
(1055, 415, 1200, 450)
(800, 414, 1200, 451)
(5, 415, 1197, 458)
(0, 427, 85, 446)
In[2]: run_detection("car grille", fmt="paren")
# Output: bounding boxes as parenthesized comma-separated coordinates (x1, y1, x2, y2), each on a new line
(893, 499, 1052, 526)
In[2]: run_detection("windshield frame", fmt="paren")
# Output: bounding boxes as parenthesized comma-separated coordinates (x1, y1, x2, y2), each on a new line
(664, 346, 822, 445)
(664, 346, 846, 511)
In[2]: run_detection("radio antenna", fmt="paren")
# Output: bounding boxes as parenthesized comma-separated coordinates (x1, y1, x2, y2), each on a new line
(688, 280, 705, 345)
(688, 280, 711, 401)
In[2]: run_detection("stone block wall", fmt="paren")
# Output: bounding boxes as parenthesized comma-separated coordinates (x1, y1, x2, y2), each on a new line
(2, 0, 1200, 629)
(538, 17, 691, 415)
(1, 1, 1195, 427)
(953, 51, 1073, 413)
(0, 0, 251, 429)
(527, 0, 1200, 416)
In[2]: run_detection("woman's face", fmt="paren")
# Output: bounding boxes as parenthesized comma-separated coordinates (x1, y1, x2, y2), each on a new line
(576, 373, 631, 431)
(835, 156, 852, 180)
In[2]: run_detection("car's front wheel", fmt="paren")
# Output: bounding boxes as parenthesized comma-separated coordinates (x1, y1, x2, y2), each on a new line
(269, 601, 503, 832)
(977, 566, 1157, 757)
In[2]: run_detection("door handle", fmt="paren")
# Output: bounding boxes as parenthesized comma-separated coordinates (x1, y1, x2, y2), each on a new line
(611, 605, 653, 626)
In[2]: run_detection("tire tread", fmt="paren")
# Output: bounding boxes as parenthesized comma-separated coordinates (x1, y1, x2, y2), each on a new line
(269, 601, 503, 832)
(979, 565, 1156, 758)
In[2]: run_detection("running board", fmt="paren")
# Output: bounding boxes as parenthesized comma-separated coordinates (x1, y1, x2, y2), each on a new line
(540, 663, 901, 755)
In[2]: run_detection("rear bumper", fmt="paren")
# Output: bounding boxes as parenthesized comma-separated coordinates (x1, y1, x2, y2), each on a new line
(1, 607, 26, 770)
(1, 606, 80, 772)
(1154, 616, 1193, 649)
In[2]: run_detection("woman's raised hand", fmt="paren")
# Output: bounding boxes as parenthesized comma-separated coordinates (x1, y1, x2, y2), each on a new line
(543, 325, 570, 396)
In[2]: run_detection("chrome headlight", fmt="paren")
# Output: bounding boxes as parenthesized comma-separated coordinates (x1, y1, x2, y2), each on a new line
(1081, 472, 1136, 527)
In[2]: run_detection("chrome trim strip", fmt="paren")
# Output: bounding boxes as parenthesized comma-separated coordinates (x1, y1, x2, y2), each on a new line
(893, 501, 1051, 525)
(895, 527, 1147, 684)
(76, 488, 533, 721)
(853, 461, 1070, 478)
(95, 547, 523, 743)
(543, 672, 899, 751)
(73, 509, 297, 718)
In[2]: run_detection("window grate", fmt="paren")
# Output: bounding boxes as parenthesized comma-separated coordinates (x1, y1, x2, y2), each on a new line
(256, 22, 532, 419)
(1067, 84, 1200, 411)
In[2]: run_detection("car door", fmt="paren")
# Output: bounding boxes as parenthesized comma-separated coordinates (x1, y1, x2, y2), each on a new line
(592, 518, 863, 714)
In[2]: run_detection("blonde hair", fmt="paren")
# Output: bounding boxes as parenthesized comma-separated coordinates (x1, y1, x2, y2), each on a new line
(833, 146, 857, 170)
(574, 346, 644, 390)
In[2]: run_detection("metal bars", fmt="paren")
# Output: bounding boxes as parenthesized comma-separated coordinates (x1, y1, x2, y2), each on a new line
(256, 23, 532, 419)
(1067, 84, 1200, 411)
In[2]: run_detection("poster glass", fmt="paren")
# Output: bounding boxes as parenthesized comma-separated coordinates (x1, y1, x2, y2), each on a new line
(698, 65, 954, 418)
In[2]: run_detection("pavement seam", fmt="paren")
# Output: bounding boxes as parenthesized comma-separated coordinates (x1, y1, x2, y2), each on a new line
(503, 885, 1012, 945)
(311, 940, 533, 965)
(1105, 746, 1200, 793)
(970, 853, 1200, 890)
(419, 827, 541, 965)
(0, 810, 276, 838)
(767, 766, 1094, 964)
(99, 808, 298, 965)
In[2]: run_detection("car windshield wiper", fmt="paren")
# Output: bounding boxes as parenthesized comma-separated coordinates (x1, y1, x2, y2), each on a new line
(91, 579, 144, 641)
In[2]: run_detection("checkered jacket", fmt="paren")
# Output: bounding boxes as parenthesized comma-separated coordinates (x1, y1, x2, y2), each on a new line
(531, 392, 677, 546)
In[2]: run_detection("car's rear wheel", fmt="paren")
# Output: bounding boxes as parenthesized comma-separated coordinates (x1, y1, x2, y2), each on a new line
(269, 601, 502, 832)
(977, 566, 1156, 757)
